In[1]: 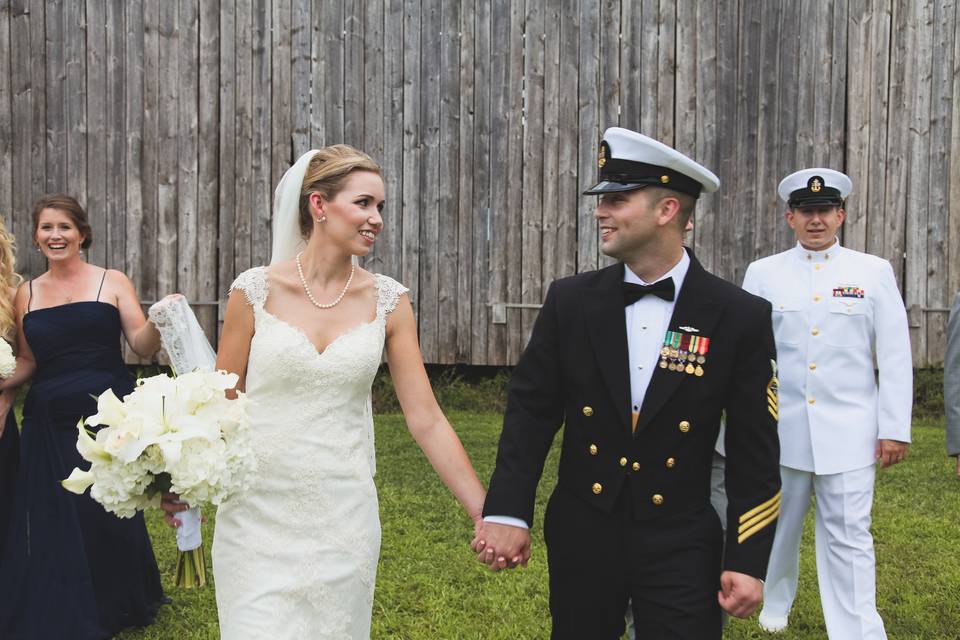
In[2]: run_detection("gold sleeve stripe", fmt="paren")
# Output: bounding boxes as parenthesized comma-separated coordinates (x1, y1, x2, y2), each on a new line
(768, 402, 779, 421)
(738, 506, 780, 544)
(739, 491, 782, 524)
(738, 500, 780, 534)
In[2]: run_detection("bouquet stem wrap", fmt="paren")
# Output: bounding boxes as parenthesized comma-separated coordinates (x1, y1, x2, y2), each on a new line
(174, 505, 206, 588)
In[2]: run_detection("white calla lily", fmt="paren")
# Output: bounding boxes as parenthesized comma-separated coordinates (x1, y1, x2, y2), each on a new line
(61, 467, 96, 494)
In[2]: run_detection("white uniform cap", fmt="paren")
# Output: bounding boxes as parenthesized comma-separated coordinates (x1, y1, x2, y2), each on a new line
(583, 127, 720, 198)
(778, 168, 852, 207)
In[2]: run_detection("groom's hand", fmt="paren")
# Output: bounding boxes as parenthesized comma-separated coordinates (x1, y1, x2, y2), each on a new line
(471, 522, 531, 571)
(717, 570, 763, 618)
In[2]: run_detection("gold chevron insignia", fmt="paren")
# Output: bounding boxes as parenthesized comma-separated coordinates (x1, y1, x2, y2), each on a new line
(766, 360, 779, 421)
(737, 491, 781, 544)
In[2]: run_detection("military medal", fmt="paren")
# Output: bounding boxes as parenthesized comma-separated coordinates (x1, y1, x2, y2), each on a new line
(685, 363, 695, 374)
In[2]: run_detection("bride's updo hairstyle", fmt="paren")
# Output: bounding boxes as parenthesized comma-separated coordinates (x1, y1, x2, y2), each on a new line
(298, 145, 381, 239)
(0, 219, 21, 341)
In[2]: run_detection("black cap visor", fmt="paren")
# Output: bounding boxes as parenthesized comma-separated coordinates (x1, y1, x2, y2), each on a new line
(583, 180, 653, 195)
(788, 187, 843, 209)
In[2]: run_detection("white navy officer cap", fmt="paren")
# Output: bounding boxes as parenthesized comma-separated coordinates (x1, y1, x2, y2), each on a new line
(778, 168, 852, 208)
(583, 127, 720, 198)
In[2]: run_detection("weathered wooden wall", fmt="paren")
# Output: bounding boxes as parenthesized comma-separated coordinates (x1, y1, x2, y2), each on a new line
(1, 0, 958, 366)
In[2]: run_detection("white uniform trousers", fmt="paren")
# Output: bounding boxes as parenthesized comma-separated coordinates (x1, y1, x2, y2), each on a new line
(760, 464, 886, 639)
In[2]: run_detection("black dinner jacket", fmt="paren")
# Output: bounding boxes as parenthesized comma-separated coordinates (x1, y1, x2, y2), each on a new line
(484, 250, 781, 579)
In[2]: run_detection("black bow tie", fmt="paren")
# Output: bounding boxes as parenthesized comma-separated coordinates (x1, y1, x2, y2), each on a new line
(622, 278, 675, 305)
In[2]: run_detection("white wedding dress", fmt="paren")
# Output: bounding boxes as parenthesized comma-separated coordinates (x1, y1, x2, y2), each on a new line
(212, 266, 408, 639)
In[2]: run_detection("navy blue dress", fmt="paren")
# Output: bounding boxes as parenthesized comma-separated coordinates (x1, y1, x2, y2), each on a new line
(0, 408, 18, 555)
(0, 300, 165, 639)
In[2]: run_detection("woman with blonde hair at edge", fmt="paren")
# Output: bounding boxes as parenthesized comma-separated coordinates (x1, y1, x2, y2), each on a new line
(0, 218, 22, 557)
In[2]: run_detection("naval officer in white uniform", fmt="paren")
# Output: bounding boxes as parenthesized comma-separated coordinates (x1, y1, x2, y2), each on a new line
(743, 168, 912, 638)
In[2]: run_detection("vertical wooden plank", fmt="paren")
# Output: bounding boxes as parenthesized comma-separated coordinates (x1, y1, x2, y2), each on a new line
(674, 0, 697, 161)
(828, 0, 848, 171)
(0, 0, 11, 237)
(845, 0, 871, 252)
(521, 0, 545, 347)
(85, 0, 107, 266)
(105, 0, 125, 272)
(620, 0, 640, 128)
(640, 0, 660, 135)
(926, 0, 956, 365)
(713, 0, 736, 282)
(903, 0, 933, 364)
(251, 0, 272, 266)
(577, 0, 600, 274)
(487, 0, 508, 363)
(343, 0, 364, 146)
(10, 0, 33, 274)
(65, 0, 87, 209)
(177, 0, 199, 303)
(401, 0, 421, 313)
(271, 0, 291, 193)
(234, 0, 253, 273)
(125, 0, 145, 294)
(949, 0, 960, 301)
(865, 0, 892, 259)
(775, 0, 802, 253)
(457, 0, 477, 362)
(598, 0, 619, 131)
(471, 0, 491, 364)
(555, 0, 578, 278)
(418, 0, 440, 361)
(794, 0, 817, 168)
(198, 0, 220, 341)
(218, 0, 237, 311)
(504, 0, 524, 361)
(541, 0, 561, 286)
(291, 0, 311, 157)
(656, 0, 676, 145)
(693, 0, 718, 271)
(437, 0, 460, 362)
(380, 0, 404, 282)
(321, 0, 344, 143)
(753, 1, 781, 265)
(141, 0, 159, 301)
(157, 0, 178, 300)
(883, 0, 910, 289)
(45, 0, 68, 199)
(28, 0, 45, 255)
(361, 0, 385, 274)
(733, 0, 760, 284)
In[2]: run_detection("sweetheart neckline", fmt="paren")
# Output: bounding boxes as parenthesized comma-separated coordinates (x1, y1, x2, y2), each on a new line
(259, 309, 379, 357)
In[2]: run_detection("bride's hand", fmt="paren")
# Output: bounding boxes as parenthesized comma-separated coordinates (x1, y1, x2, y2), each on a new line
(160, 491, 189, 528)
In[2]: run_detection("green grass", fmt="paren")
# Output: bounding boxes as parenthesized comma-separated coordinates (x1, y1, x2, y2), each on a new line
(115, 415, 959, 639)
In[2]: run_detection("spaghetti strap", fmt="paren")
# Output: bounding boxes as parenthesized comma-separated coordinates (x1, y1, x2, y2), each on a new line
(27, 279, 33, 312)
(95, 269, 107, 302)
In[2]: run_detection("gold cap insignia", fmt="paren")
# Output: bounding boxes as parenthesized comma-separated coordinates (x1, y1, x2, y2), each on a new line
(660, 175, 670, 184)
(810, 177, 822, 192)
(598, 142, 607, 168)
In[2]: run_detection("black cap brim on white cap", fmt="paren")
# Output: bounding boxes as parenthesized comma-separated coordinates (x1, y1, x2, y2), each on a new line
(583, 128, 720, 198)
(778, 168, 852, 208)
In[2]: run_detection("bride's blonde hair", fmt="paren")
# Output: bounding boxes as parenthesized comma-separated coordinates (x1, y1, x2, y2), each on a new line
(0, 219, 22, 341)
(298, 145, 381, 239)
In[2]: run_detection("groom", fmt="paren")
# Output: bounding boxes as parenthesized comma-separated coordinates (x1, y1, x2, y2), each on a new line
(475, 128, 782, 638)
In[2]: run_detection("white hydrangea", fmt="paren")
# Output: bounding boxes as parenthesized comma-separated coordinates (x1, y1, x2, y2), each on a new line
(62, 369, 256, 519)
(0, 339, 15, 378)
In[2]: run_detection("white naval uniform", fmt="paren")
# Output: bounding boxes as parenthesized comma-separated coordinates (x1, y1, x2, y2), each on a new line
(743, 240, 911, 639)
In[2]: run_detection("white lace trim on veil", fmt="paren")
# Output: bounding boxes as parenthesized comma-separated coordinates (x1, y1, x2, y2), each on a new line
(148, 296, 216, 374)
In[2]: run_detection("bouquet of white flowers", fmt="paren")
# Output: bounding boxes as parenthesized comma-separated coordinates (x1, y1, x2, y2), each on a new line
(0, 338, 15, 378)
(63, 369, 256, 587)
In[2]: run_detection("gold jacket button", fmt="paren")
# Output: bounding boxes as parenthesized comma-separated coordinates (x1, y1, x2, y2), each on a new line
(809, 363, 817, 371)
(632, 462, 640, 471)
(665, 457, 675, 468)
(592, 482, 603, 495)
(678, 420, 691, 433)
(619, 457, 628, 467)
(652, 494, 664, 506)
(811, 327, 820, 336)
(589, 444, 598, 455)
(582, 406, 594, 417)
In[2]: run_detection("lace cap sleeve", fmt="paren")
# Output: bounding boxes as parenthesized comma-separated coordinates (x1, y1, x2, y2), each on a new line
(230, 266, 269, 309)
(375, 274, 409, 318)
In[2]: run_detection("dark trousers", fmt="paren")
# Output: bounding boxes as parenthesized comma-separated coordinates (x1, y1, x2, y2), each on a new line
(544, 485, 723, 640)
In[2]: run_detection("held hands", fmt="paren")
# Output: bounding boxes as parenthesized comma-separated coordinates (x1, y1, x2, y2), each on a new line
(717, 570, 763, 618)
(470, 521, 531, 572)
(876, 439, 909, 469)
(160, 492, 190, 528)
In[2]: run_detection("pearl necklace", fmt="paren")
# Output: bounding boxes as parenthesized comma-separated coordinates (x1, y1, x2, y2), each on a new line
(295, 252, 355, 309)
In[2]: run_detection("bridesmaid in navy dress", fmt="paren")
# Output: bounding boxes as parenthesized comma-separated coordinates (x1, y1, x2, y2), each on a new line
(0, 195, 171, 639)
(0, 218, 22, 557)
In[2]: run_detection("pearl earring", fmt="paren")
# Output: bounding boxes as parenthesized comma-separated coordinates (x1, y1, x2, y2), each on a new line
(317, 216, 326, 223)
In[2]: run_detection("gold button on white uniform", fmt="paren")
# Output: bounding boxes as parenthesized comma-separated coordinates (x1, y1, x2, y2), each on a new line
(814, 295, 821, 302)
(809, 363, 817, 371)
(808, 397, 816, 405)
(811, 328, 820, 336)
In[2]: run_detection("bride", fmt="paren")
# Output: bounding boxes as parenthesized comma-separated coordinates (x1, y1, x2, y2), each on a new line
(161, 145, 486, 639)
